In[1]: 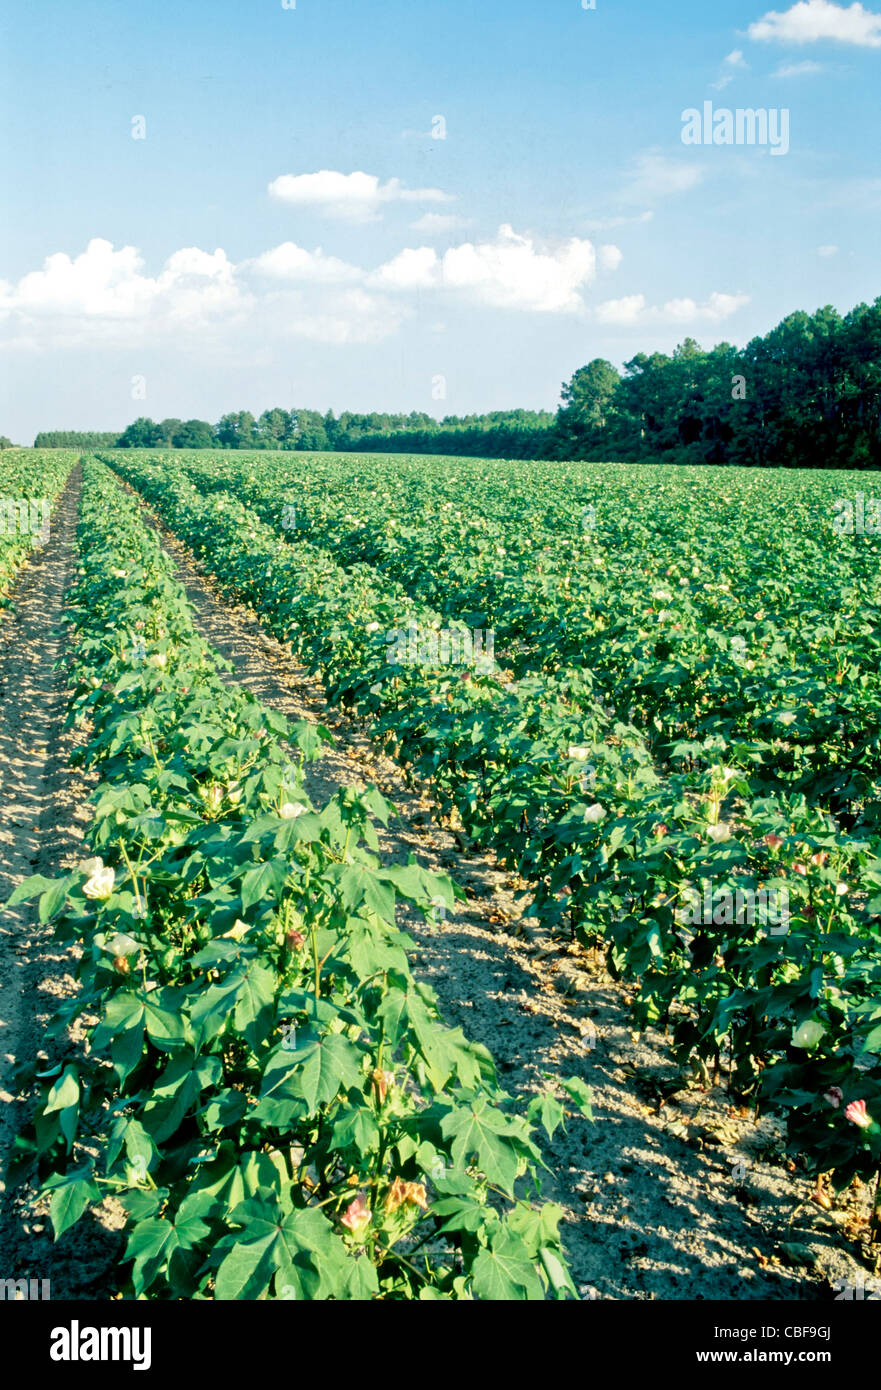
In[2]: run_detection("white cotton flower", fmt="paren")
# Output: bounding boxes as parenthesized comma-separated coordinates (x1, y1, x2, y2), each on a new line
(107, 932, 140, 957)
(83, 863, 116, 900)
(224, 919, 251, 942)
(707, 822, 731, 843)
(366, 622, 380, 633)
(112, 568, 127, 579)
(147, 653, 167, 670)
(567, 746, 591, 762)
(584, 804, 607, 824)
(280, 802, 307, 820)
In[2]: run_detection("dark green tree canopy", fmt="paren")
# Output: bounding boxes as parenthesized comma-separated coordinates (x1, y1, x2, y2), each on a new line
(37, 294, 881, 468)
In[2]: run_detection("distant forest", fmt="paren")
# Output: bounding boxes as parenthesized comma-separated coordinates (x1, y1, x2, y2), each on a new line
(33, 296, 881, 467)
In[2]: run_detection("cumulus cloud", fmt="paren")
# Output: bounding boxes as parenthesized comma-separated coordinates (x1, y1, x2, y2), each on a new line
(748, 0, 881, 46)
(817, 243, 840, 254)
(268, 170, 453, 222)
(249, 242, 362, 283)
(595, 290, 750, 325)
(0, 239, 246, 334)
(0, 229, 725, 354)
(0, 238, 400, 348)
(372, 246, 440, 292)
(370, 225, 601, 312)
(594, 293, 648, 326)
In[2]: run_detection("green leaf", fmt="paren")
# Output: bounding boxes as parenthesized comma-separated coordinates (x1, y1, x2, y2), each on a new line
(527, 1091, 565, 1141)
(240, 860, 285, 913)
(39, 876, 77, 923)
(5, 874, 62, 909)
(329, 1106, 380, 1158)
(48, 1172, 100, 1240)
(290, 1034, 364, 1113)
(472, 1232, 544, 1300)
(44, 1065, 79, 1115)
(233, 960, 278, 1052)
(215, 1233, 277, 1300)
(441, 1099, 525, 1193)
(221, 1196, 355, 1301)
(125, 1218, 181, 1296)
(539, 1246, 577, 1300)
(559, 1076, 594, 1120)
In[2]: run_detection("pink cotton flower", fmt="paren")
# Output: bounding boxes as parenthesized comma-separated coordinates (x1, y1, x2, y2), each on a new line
(824, 1088, 843, 1109)
(341, 1195, 371, 1237)
(845, 1100, 873, 1130)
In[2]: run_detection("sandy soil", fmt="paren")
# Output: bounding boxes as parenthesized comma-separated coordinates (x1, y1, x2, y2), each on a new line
(121, 480, 879, 1303)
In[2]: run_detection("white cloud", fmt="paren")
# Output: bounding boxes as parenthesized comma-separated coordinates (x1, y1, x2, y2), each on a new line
(748, 1, 881, 47)
(665, 292, 751, 321)
(595, 290, 750, 325)
(773, 57, 826, 71)
(0, 238, 404, 349)
(371, 246, 440, 291)
(268, 170, 453, 222)
(409, 212, 471, 234)
(817, 242, 840, 254)
(371, 225, 599, 312)
(712, 48, 751, 88)
(595, 293, 647, 325)
(1, 225, 608, 354)
(622, 152, 704, 202)
(249, 242, 362, 283)
(0, 238, 246, 332)
(598, 244, 624, 271)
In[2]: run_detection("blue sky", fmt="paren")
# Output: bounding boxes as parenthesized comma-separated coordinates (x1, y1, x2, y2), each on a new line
(1, 0, 879, 441)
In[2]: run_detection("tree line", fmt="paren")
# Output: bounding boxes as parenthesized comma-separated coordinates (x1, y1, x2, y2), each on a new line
(26, 296, 881, 467)
(105, 408, 556, 455)
(32, 431, 124, 450)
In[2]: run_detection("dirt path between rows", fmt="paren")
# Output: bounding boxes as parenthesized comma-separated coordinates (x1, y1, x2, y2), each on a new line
(121, 475, 877, 1303)
(0, 465, 124, 1298)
